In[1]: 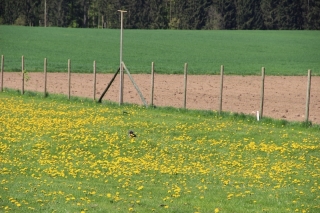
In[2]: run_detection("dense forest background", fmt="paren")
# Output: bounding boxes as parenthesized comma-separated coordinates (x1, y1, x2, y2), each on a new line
(0, 0, 319, 30)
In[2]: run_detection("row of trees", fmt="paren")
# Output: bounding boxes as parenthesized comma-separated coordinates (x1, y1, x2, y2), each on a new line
(0, 0, 319, 29)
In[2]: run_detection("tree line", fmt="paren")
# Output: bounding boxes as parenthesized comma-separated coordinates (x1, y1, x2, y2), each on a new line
(0, 0, 319, 30)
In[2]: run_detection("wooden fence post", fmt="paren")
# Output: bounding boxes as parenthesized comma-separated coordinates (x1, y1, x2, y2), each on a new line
(150, 62, 155, 107)
(219, 65, 224, 113)
(68, 59, 71, 100)
(183, 63, 188, 109)
(259, 67, 265, 119)
(1, 55, 3, 92)
(21, 56, 24, 94)
(44, 58, 47, 97)
(305, 69, 312, 123)
(93, 60, 96, 101)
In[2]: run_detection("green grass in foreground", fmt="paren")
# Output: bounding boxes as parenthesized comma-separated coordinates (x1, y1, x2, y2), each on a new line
(0, 90, 320, 213)
(0, 25, 319, 75)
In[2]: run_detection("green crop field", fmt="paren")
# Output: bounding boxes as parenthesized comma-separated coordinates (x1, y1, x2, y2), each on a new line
(0, 26, 319, 75)
(0, 90, 320, 212)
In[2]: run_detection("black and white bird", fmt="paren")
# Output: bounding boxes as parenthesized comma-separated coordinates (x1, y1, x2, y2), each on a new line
(128, 130, 136, 138)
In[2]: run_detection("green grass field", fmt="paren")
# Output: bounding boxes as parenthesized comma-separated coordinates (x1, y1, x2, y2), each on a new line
(0, 90, 319, 212)
(1, 26, 319, 75)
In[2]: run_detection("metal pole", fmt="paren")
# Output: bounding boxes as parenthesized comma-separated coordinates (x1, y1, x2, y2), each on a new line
(118, 10, 127, 105)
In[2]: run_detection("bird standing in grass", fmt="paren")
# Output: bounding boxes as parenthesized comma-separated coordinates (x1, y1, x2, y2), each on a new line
(128, 130, 136, 138)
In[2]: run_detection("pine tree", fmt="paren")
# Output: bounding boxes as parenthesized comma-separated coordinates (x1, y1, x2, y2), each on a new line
(220, 0, 237, 29)
(304, 0, 320, 29)
(261, 0, 278, 29)
(276, 0, 303, 29)
(236, 0, 264, 29)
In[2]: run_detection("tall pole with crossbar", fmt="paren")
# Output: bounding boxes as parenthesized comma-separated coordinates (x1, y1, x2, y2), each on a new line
(118, 10, 127, 105)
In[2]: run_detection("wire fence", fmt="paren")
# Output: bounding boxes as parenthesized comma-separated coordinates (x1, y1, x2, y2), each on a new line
(1, 55, 318, 124)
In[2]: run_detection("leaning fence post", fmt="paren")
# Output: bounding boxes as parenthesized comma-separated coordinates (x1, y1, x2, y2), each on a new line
(21, 56, 24, 94)
(1, 55, 3, 92)
(259, 67, 265, 119)
(305, 69, 312, 123)
(98, 68, 120, 103)
(150, 62, 155, 107)
(183, 63, 188, 109)
(44, 58, 47, 97)
(68, 59, 71, 100)
(93, 60, 97, 101)
(122, 62, 148, 107)
(219, 65, 224, 113)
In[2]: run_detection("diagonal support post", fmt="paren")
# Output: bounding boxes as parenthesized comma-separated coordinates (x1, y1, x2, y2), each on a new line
(98, 68, 120, 103)
(122, 62, 148, 107)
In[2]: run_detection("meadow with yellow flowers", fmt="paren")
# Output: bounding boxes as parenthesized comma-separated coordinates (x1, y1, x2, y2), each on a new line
(0, 91, 319, 213)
